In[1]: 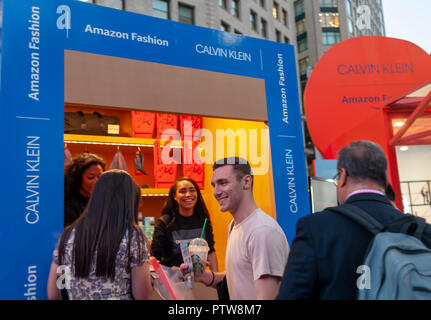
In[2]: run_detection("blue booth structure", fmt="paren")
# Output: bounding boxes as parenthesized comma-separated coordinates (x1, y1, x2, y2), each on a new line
(0, 0, 309, 299)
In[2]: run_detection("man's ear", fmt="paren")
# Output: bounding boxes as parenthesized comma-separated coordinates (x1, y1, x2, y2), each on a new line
(339, 168, 348, 187)
(242, 175, 252, 190)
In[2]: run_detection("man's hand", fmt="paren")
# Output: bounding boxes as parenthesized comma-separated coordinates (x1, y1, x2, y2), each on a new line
(177, 262, 218, 286)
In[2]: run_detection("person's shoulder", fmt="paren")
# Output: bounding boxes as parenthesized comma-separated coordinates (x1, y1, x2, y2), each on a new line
(252, 209, 286, 234)
(296, 207, 342, 228)
(253, 208, 276, 224)
(157, 214, 172, 225)
(246, 211, 288, 248)
(129, 226, 147, 244)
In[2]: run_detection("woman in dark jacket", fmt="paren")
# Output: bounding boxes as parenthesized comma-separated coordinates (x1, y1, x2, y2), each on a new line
(64, 152, 105, 227)
(151, 177, 218, 271)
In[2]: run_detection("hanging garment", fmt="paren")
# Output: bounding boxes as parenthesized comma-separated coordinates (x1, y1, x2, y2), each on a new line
(110, 149, 128, 172)
(134, 150, 148, 176)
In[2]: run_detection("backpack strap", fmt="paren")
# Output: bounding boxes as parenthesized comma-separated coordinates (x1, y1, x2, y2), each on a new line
(399, 216, 427, 240)
(328, 204, 385, 235)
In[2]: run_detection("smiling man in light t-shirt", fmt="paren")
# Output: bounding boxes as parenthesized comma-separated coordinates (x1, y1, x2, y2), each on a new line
(192, 157, 289, 300)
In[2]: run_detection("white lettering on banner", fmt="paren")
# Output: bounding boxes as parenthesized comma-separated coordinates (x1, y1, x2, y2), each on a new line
(196, 44, 228, 58)
(131, 32, 169, 46)
(25, 136, 41, 225)
(84, 25, 169, 47)
(85, 24, 129, 40)
(285, 149, 298, 213)
(24, 265, 37, 300)
(195, 44, 252, 62)
(228, 49, 252, 62)
(28, 6, 41, 101)
(277, 54, 289, 124)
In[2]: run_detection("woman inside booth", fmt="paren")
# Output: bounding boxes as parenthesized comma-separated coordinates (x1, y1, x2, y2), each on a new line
(64, 152, 105, 227)
(48, 169, 153, 300)
(151, 177, 218, 271)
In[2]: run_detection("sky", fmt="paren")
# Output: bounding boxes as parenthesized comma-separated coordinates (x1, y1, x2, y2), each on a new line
(382, 0, 431, 54)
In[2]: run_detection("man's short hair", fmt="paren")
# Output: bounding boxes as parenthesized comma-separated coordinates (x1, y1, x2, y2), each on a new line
(337, 140, 387, 189)
(212, 157, 254, 189)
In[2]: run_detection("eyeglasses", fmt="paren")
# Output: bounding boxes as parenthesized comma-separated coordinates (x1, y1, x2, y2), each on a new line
(332, 170, 348, 186)
(332, 171, 341, 186)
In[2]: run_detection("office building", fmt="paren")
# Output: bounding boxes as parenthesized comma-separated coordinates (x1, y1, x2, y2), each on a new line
(295, 0, 386, 92)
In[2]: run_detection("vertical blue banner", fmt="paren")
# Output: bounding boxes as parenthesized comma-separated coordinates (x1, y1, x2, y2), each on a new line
(0, 0, 310, 299)
(0, 0, 3, 89)
(263, 43, 311, 246)
(0, 0, 64, 300)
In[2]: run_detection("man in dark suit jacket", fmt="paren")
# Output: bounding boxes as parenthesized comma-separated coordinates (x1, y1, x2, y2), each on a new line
(277, 140, 431, 300)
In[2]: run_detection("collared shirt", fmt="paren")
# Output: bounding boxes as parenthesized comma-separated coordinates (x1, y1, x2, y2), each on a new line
(345, 188, 385, 202)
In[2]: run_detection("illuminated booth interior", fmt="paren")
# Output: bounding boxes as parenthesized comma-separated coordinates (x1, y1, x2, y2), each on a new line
(64, 50, 277, 295)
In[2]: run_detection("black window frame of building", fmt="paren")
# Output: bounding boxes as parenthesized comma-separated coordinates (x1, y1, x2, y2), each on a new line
(296, 18, 307, 35)
(250, 10, 258, 32)
(321, 29, 341, 45)
(297, 36, 308, 53)
(261, 18, 268, 38)
(273, 1, 279, 20)
(153, 0, 169, 20)
(319, 0, 338, 9)
(282, 8, 288, 26)
(294, 0, 305, 19)
(178, 2, 194, 25)
(275, 29, 281, 42)
(319, 12, 339, 28)
(220, 20, 230, 32)
(299, 56, 310, 80)
(232, 0, 240, 18)
(219, 0, 227, 10)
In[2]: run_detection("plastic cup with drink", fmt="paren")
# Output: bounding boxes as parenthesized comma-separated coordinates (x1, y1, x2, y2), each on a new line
(189, 238, 209, 276)
(188, 218, 210, 276)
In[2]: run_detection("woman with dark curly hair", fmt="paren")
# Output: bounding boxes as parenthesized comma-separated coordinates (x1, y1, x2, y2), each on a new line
(64, 152, 105, 227)
(151, 177, 218, 271)
(48, 170, 153, 300)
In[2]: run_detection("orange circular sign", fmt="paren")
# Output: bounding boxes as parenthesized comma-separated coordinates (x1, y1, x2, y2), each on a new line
(305, 36, 431, 159)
